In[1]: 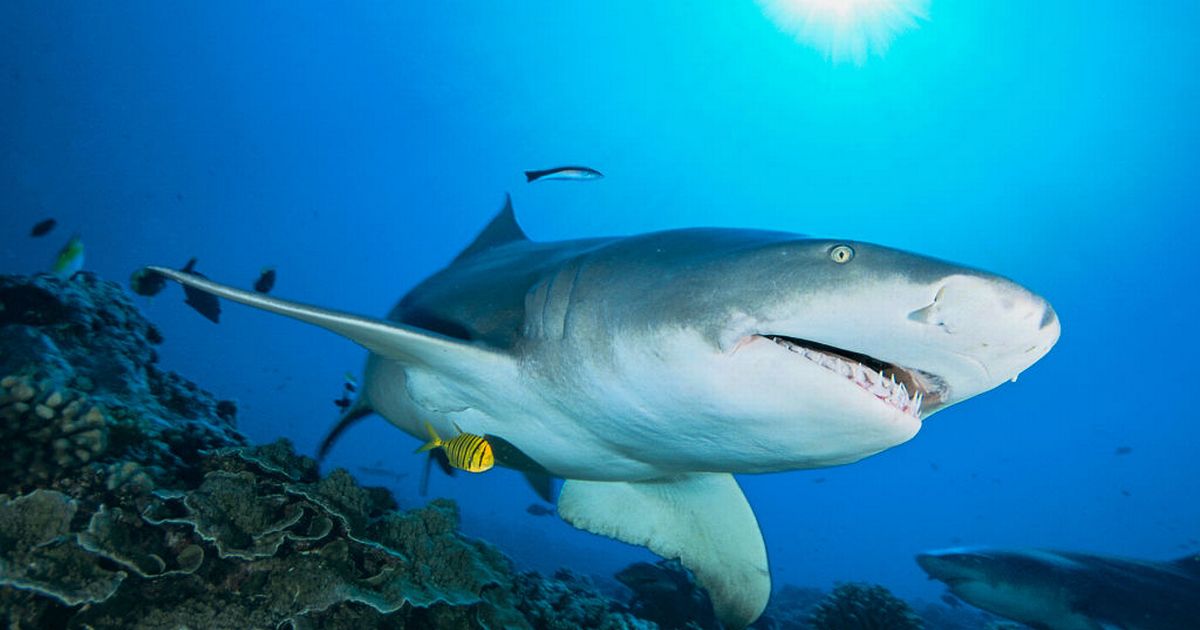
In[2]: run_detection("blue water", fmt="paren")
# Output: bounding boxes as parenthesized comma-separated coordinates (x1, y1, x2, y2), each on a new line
(3, 0, 1198, 607)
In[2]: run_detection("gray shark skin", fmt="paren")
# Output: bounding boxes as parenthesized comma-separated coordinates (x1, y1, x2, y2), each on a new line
(917, 547, 1200, 630)
(149, 195, 1059, 628)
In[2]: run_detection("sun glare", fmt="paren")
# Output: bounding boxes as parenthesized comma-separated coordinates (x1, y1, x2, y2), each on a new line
(756, 0, 929, 64)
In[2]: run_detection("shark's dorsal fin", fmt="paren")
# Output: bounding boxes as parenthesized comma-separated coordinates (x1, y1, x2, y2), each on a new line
(453, 194, 528, 263)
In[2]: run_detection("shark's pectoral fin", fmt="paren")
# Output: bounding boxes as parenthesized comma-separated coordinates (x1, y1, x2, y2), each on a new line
(147, 267, 512, 386)
(557, 473, 769, 629)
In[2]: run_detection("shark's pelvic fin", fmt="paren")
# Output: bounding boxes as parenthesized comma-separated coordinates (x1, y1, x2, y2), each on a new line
(557, 473, 769, 629)
(520, 470, 556, 504)
(485, 434, 558, 502)
(452, 194, 528, 263)
(146, 267, 509, 383)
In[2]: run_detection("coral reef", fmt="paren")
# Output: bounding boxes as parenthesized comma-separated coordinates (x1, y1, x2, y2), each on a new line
(750, 584, 826, 629)
(808, 582, 924, 629)
(616, 560, 720, 630)
(0, 273, 652, 629)
(0, 272, 241, 497)
(515, 568, 657, 630)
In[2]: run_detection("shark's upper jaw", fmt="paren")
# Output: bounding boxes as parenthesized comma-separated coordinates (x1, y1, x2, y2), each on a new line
(760, 334, 946, 419)
(916, 551, 988, 587)
(742, 268, 1061, 422)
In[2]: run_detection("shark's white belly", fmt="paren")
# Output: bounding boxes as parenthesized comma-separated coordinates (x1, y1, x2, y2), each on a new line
(363, 353, 664, 480)
(362, 327, 923, 481)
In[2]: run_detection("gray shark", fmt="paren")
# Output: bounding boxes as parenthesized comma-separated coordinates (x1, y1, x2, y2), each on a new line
(917, 547, 1200, 630)
(149, 195, 1059, 628)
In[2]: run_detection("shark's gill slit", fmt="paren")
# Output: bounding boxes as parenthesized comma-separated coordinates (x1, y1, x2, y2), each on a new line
(761, 334, 943, 417)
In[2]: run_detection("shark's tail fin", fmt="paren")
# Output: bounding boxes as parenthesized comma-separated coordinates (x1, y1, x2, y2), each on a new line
(414, 421, 443, 454)
(419, 450, 456, 497)
(318, 396, 373, 461)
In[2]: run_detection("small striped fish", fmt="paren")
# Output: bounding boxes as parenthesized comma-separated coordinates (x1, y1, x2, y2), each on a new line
(415, 422, 494, 473)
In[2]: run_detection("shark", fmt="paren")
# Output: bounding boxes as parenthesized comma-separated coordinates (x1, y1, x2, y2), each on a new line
(917, 547, 1200, 630)
(149, 195, 1060, 628)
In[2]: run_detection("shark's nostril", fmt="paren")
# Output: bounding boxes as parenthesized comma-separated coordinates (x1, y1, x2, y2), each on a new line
(907, 286, 946, 324)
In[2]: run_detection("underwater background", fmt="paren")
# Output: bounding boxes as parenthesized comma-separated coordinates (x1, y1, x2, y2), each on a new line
(2, 0, 1198, 613)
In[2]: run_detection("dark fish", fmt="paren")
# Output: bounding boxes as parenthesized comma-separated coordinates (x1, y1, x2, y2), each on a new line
(332, 373, 358, 410)
(30, 218, 57, 237)
(524, 165, 603, 183)
(130, 267, 168, 297)
(180, 258, 221, 323)
(526, 503, 555, 517)
(1115, 446, 1133, 456)
(254, 267, 276, 293)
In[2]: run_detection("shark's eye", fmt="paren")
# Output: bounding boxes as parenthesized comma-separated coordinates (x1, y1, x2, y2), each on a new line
(829, 244, 855, 264)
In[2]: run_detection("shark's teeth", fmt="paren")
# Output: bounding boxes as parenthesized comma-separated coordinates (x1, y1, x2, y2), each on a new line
(767, 336, 922, 419)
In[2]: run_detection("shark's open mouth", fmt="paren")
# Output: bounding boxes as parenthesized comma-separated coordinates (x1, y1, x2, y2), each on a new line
(762, 334, 946, 418)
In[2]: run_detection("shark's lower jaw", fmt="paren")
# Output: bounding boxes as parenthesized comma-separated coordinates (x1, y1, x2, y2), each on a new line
(762, 334, 945, 418)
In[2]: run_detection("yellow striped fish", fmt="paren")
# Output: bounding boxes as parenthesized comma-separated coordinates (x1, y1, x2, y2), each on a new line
(414, 422, 494, 473)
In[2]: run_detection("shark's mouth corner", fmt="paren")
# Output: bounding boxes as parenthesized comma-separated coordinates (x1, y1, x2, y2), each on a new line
(761, 334, 948, 418)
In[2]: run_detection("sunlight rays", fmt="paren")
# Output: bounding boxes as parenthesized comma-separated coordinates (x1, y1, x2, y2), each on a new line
(756, 0, 930, 64)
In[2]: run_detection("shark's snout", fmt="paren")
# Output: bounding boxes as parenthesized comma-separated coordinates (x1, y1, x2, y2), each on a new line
(1039, 303, 1058, 331)
(871, 272, 1061, 414)
(908, 275, 1054, 335)
(915, 552, 942, 577)
(907, 274, 1059, 383)
(916, 550, 982, 584)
